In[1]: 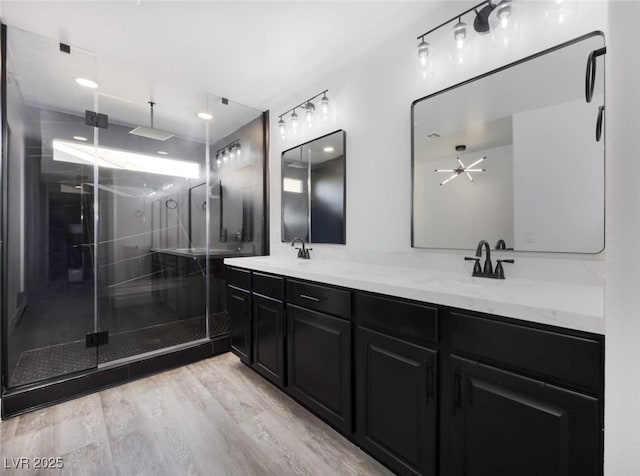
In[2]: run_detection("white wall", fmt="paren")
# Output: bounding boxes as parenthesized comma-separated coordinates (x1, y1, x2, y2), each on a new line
(604, 2, 640, 474)
(513, 98, 604, 252)
(414, 144, 513, 249)
(266, 1, 607, 285)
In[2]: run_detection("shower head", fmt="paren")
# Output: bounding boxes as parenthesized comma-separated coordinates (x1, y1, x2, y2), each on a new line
(129, 101, 174, 141)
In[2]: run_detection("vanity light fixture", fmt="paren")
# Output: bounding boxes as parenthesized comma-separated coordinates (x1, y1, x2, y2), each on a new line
(435, 145, 486, 186)
(278, 90, 329, 139)
(453, 17, 468, 49)
(320, 93, 330, 119)
(304, 101, 315, 125)
(545, 0, 577, 26)
(278, 117, 287, 139)
(416, 0, 521, 74)
(214, 139, 241, 168)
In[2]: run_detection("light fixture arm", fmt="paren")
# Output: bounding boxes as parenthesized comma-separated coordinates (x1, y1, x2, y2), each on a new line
(279, 89, 329, 119)
(416, 0, 496, 40)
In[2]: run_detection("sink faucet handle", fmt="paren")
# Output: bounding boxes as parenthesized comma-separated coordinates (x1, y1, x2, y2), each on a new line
(495, 259, 515, 279)
(464, 256, 482, 275)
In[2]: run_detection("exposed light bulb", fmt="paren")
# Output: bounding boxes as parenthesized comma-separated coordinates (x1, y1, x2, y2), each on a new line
(490, 0, 519, 48)
(497, 2, 512, 28)
(321, 93, 329, 119)
(453, 19, 467, 49)
(291, 110, 299, 130)
(304, 102, 315, 125)
(216, 158, 221, 168)
(417, 38, 429, 66)
(229, 147, 235, 160)
(278, 117, 287, 138)
(223, 151, 229, 164)
(235, 144, 242, 157)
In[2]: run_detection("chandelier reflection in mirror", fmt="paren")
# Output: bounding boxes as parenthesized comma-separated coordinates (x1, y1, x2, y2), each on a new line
(215, 139, 242, 168)
(416, 0, 521, 76)
(278, 90, 330, 140)
(435, 145, 486, 186)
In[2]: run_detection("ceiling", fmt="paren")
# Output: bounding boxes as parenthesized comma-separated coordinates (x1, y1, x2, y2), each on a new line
(1, 0, 446, 135)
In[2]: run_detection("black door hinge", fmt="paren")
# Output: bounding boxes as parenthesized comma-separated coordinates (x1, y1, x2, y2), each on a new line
(85, 110, 109, 129)
(86, 330, 109, 348)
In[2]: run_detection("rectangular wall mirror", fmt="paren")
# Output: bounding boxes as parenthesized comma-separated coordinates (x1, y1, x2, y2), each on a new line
(412, 33, 605, 253)
(282, 130, 346, 244)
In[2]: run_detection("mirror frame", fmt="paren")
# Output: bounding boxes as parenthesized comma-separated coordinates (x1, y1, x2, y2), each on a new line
(280, 129, 347, 244)
(410, 31, 605, 254)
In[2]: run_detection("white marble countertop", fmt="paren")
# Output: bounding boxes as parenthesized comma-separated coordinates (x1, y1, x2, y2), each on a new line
(224, 256, 604, 334)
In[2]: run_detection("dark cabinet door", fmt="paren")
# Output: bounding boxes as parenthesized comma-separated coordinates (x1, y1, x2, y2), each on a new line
(252, 293, 285, 387)
(447, 355, 601, 476)
(286, 304, 351, 434)
(227, 285, 251, 364)
(356, 327, 437, 476)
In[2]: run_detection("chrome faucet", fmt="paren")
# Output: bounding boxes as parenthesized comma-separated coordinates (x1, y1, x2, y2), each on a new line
(464, 239, 514, 279)
(291, 237, 312, 259)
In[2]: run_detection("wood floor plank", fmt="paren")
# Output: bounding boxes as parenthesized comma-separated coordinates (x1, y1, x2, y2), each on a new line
(0, 352, 391, 476)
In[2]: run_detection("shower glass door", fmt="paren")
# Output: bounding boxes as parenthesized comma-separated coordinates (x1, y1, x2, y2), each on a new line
(4, 26, 99, 387)
(94, 94, 210, 364)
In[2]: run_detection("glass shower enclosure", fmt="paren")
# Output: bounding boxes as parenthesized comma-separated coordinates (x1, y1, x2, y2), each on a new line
(1, 25, 266, 392)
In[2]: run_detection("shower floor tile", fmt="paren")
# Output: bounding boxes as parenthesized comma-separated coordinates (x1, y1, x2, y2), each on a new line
(10, 313, 229, 388)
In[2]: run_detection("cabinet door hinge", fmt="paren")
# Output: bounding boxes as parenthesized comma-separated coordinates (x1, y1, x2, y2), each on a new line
(85, 110, 109, 129)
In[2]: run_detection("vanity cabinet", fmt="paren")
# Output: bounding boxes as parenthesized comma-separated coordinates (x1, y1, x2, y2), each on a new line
(447, 355, 600, 476)
(287, 304, 352, 433)
(355, 293, 439, 476)
(251, 272, 286, 388)
(440, 309, 604, 476)
(227, 267, 252, 364)
(356, 328, 437, 476)
(226, 267, 604, 476)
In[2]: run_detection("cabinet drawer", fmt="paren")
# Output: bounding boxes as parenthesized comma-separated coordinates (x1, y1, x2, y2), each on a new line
(449, 311, 603, 394)
(227, 266, 251, 290)
(286, 279, 351, 319)
(253, 272, 284, 300)
(355, 292, 438, 346)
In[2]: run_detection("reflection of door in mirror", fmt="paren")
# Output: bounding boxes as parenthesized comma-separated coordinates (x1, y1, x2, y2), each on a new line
(281, 129, 346, 244)
(411, 33, 605, 253)
(282, 146, 310, 242)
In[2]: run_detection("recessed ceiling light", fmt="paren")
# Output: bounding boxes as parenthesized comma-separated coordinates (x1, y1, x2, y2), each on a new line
(74, 77, 98, 89)
(157, 150, 168, 155)
(197, 112, 213, 121)
(73, 136, 88, 142)
(323, 146, 334, 153)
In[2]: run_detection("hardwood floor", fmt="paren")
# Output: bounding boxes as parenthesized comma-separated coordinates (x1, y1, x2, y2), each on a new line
(0, 353, 392, 476)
